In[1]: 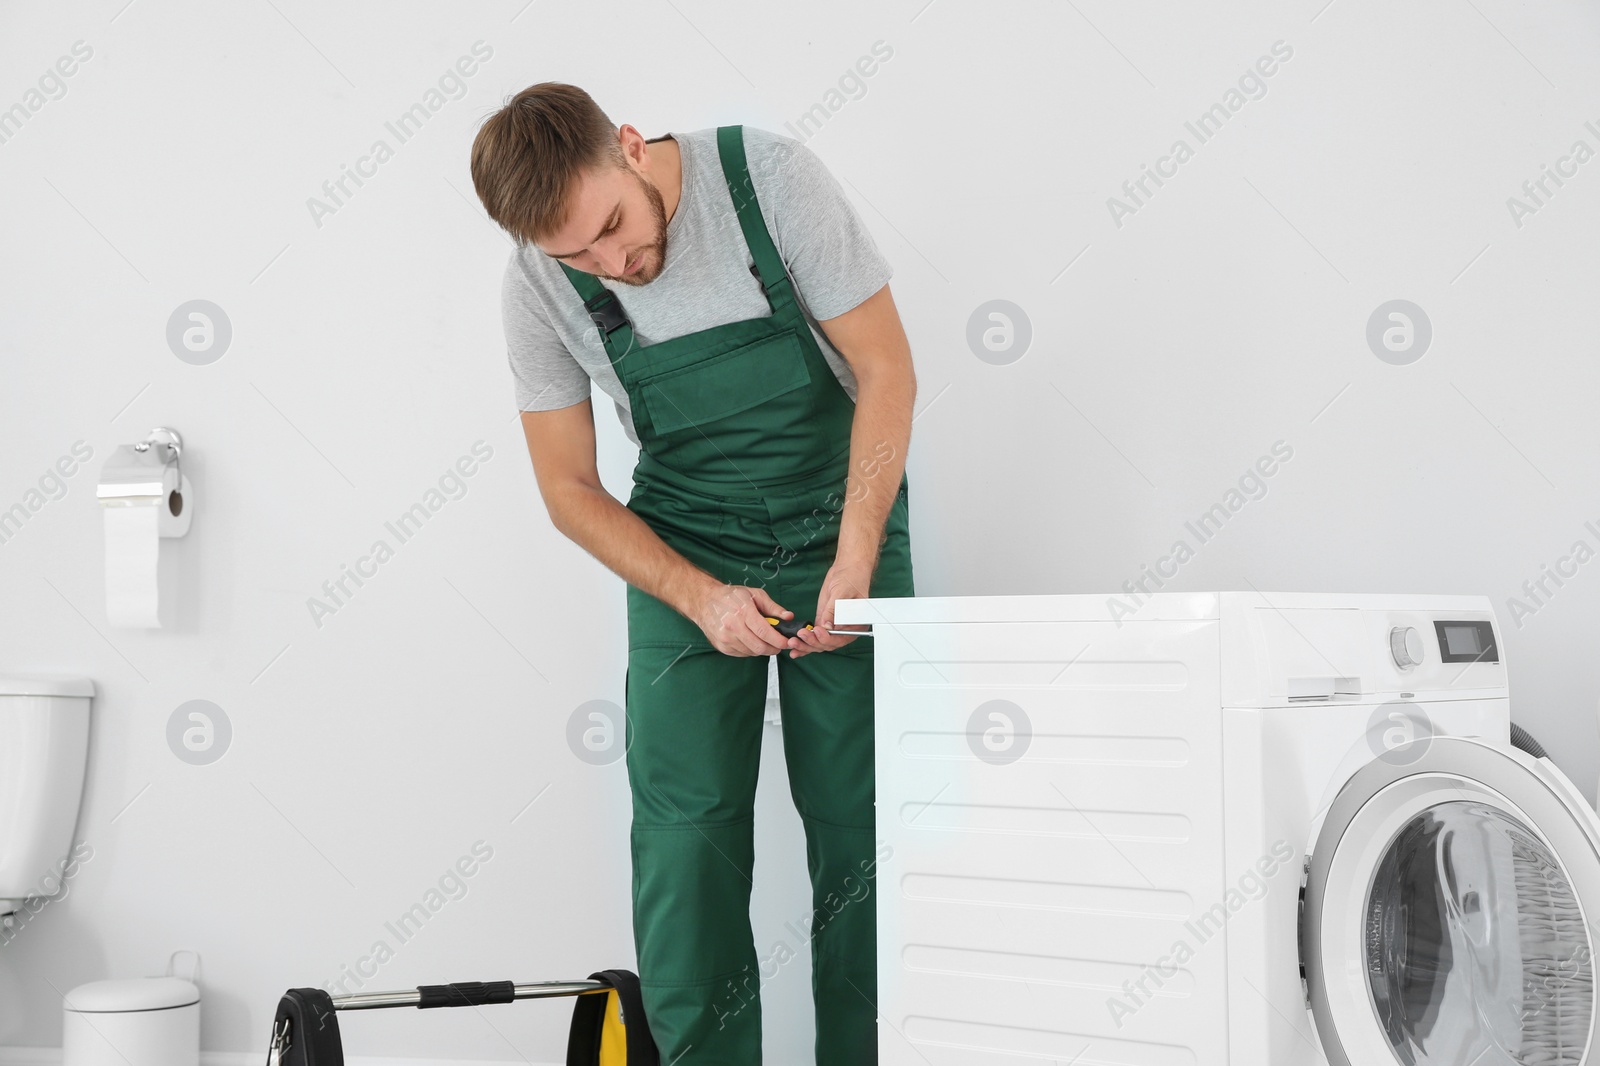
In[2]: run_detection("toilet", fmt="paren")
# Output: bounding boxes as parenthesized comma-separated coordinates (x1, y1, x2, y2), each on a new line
(0, 674, 93, 923)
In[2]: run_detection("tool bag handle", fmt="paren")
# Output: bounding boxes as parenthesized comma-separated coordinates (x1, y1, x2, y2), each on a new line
(416, 980, 516, 1008)
(566, 970, 659, 1066)
(267, 977, 643, 1066)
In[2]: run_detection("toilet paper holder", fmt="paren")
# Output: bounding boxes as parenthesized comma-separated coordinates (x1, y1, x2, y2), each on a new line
(97, 427, 194, 537)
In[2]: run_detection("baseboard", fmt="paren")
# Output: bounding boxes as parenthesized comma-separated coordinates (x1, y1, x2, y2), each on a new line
(0, 1051, 550, 1066)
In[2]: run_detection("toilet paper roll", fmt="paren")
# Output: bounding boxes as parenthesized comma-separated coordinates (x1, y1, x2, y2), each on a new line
(104, 501, 161, 628)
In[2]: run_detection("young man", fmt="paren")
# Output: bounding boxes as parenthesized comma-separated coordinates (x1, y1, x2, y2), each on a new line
(470, 83, 915, 1064)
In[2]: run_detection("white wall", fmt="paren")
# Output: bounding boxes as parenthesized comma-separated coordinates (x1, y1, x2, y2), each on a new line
(2, 0, 1598, 1060)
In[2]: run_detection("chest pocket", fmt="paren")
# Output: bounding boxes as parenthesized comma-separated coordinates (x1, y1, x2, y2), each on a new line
(639, 331, 813, 435)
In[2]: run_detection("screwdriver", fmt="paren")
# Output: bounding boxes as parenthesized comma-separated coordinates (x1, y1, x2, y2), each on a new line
(765, 616, 874, 639)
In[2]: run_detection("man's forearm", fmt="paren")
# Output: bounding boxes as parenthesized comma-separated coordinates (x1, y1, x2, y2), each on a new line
(545, 482, 718, 616)
(836, 362, 915, 570)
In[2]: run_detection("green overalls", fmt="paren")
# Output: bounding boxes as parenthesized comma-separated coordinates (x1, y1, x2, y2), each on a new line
(558, 126, 913, 1064)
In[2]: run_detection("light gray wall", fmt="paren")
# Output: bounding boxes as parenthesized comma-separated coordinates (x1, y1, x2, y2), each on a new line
(1, 0, 1597, 1060)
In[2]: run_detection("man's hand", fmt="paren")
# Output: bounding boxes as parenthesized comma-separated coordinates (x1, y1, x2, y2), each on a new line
(787, 555, 874, 658)
(692, 583, 795, 657)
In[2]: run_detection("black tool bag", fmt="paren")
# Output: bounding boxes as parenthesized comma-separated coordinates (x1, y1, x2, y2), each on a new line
(266, 971, 655, 1066)
(269, 988, 342, 1066)
(566, 970, 658, 1066)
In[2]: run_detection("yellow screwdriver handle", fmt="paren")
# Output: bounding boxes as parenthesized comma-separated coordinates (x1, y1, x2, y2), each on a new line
(765, 616, 814, 639)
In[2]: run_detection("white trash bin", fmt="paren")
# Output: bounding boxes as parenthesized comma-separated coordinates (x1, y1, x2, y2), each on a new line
(64, 953, 199, 1066)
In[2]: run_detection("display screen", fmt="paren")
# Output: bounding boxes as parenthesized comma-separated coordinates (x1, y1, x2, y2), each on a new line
(1433, 620, 1498, 664)
(1442, 625, 1481, 656)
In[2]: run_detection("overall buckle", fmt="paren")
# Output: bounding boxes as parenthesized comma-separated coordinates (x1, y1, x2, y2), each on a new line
(585, 289, 631, 336)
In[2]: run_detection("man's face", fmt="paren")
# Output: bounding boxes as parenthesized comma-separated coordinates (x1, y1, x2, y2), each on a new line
(537, 154, 668, 286)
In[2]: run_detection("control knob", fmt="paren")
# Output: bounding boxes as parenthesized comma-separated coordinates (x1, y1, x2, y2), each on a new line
(1390, 626, 1424, 669)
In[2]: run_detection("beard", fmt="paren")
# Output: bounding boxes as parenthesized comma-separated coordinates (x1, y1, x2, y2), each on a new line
(603, 169, 670, 286)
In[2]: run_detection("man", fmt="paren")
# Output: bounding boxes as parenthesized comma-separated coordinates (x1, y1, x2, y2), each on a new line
(470, 83, 915, 1064)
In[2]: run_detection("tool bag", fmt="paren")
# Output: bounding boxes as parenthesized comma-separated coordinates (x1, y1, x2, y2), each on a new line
(267, 971, 656, 1066)
(565, 970, 656, 1066)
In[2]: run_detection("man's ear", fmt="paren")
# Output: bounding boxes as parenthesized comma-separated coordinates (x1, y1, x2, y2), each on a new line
(617, 123, 650, 169)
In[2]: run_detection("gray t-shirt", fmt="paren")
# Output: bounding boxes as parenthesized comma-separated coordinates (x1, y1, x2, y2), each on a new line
(500, 125, 893, 443)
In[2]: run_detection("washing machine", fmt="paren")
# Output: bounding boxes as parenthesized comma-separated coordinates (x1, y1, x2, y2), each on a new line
(837, 591, 1600, 1065)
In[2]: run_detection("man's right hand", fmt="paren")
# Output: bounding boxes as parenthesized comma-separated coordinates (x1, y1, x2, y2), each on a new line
(693, 583, 794, 657)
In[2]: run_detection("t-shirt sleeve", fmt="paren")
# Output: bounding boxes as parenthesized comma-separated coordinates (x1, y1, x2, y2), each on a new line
(749, 129, 893, 322)
(501, 252, 593, 412)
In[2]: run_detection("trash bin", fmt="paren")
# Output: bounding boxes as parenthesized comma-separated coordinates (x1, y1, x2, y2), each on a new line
(64, 953, 199, 1066)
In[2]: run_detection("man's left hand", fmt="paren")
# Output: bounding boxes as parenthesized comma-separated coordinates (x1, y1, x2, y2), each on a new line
(787, 555, 875, 658)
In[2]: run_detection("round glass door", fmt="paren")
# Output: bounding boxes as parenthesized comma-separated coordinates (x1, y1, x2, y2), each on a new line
(1304, 738, 1600, 1066)
(1365, 799, 1593, 1064)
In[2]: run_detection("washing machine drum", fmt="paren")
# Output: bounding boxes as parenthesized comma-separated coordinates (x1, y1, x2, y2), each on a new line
(1303, 736, 1600, 1066)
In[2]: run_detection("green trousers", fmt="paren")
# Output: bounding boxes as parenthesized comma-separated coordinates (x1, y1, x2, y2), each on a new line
(623, 470, 913, 1064)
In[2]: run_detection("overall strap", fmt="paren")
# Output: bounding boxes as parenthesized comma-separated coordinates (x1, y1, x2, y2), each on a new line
(716, 125, 794, 312)
(559, 260, 637, 367)
(560, 126, 792, 365)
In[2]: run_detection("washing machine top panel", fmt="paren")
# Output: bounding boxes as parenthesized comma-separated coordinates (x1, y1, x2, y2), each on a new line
(1303, 737, 1600, 1066)
(838, 592, 1506, 707)
(836, 590, 1223, 625)
(0, 675, 94, 698)
(839, 590, 1494, 625)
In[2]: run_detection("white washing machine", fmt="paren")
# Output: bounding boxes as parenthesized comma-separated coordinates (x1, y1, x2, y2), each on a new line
(837, 591, 1600, 1065)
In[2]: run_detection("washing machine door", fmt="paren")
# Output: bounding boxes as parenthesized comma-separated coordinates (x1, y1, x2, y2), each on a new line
(1303, 735, 1600, 1066)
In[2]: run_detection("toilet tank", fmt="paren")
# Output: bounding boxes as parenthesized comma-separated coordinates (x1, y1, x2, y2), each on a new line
(0, 675, 93, 916)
